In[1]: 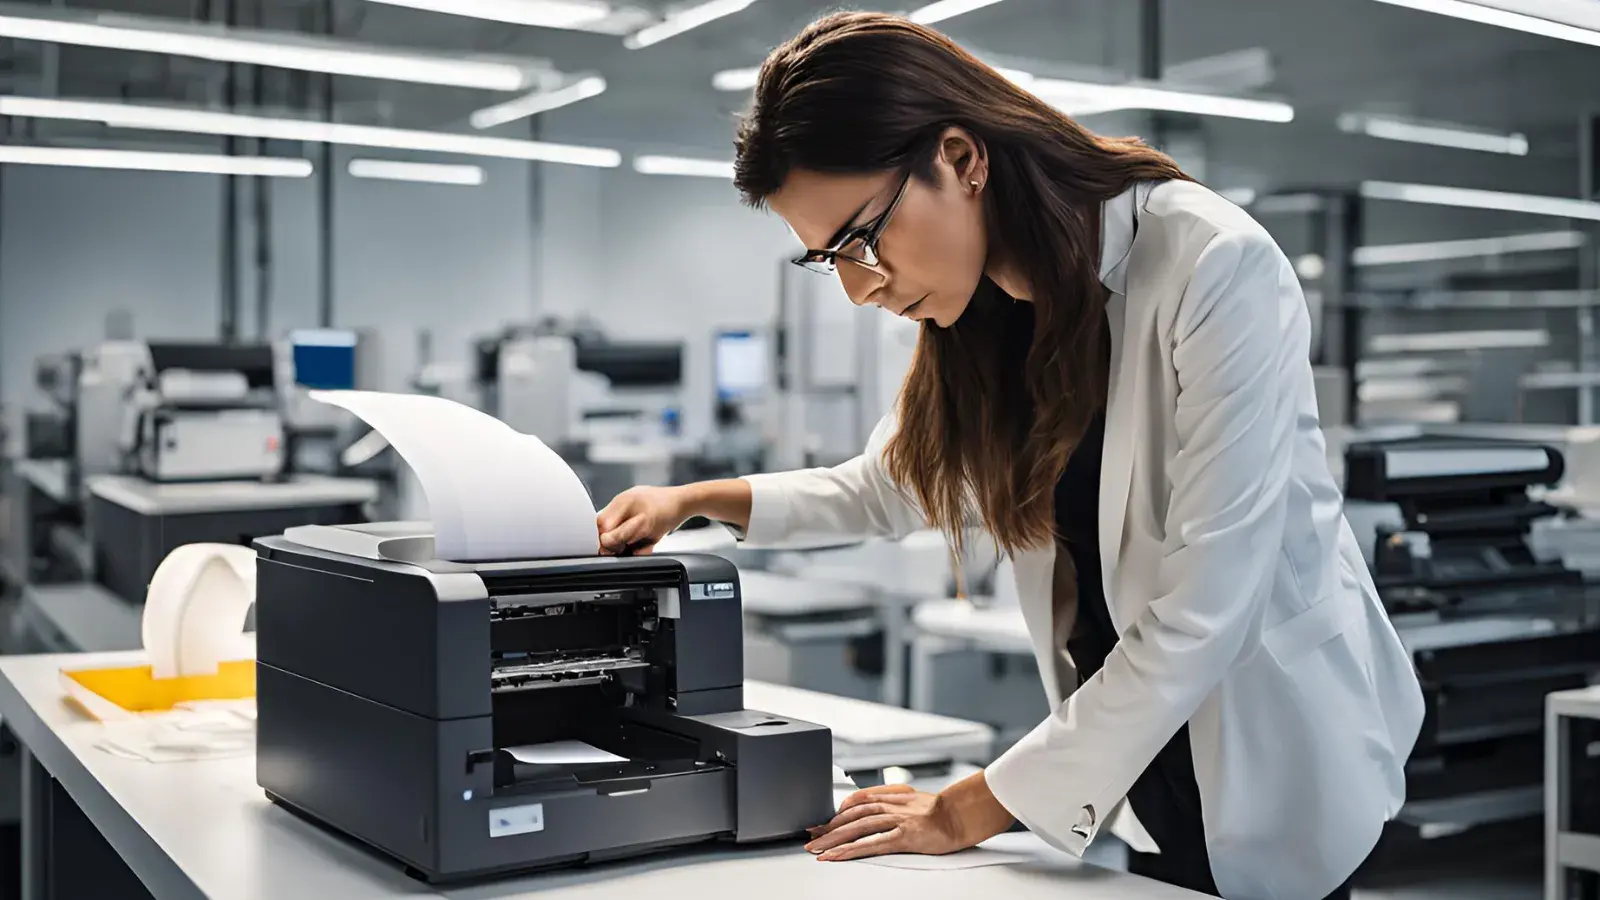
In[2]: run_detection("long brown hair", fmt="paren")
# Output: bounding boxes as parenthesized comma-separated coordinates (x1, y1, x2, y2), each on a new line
(734, 12, 1192, 555)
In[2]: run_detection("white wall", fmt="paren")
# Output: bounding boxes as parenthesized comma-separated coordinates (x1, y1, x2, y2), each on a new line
(0, 149, 541, 445)
(0, 166, 224, 442)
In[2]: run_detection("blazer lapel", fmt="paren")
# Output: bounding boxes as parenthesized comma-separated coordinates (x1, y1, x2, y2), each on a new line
(1096, 185, 1147, 624)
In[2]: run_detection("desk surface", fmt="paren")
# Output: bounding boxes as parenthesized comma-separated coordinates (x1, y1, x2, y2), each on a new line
(87, 474, 379, 515)
(17, 583, 140, 654)
(15, 458, 74, 504)
(0, 652, 1199, 900)
(739, 570, 875, 616)
(744, 681, 992, 770)
(1550, 685, 1600, 718)
(913, 600, 1032, 654)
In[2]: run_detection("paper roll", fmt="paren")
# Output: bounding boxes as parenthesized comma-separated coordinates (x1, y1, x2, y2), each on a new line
(142, 543, 257, 679)
(308, 390, 599, 561)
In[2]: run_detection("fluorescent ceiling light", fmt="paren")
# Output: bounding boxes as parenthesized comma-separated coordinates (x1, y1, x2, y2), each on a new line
(1369, 328, 1550, 353)
(1370, 0, 1600, 47)
(349, 158, 486, 185)
(1353, 230, 1586, 266)
(1360, 181, 1600, 221)
(0, 96, 622, 167)
(633, 155, 734, 178)
(0, 4, 544, 91)
(1022, 75, 1294, 122)
(909, 0, 1008, 24)
(1217, 187, 1258, 206)
(364, 0, 613, 29)
(625, 0, 755, 49)
(0, 144, 312, 176)
(711, 66, 759, 91)
(1339, 112, 1528, 155)
(470, 75, 606, 129)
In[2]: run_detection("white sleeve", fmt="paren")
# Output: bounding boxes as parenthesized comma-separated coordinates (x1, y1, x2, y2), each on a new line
(738, 416, 929, 546)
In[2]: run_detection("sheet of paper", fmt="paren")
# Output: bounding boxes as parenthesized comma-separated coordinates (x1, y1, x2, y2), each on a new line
(309, 390, 597, 561)
(855, 833, 1041, 870)
(503, 740, 627, 766)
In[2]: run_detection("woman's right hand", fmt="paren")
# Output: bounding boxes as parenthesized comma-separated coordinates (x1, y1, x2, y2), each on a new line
(596, 486, 688, 556)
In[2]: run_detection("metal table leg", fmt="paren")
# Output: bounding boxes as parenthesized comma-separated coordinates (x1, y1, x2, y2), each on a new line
(19, 747, 48, 900)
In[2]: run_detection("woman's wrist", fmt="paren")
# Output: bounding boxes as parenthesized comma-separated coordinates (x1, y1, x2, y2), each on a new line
(933, 770, 1015, 847)
(677, 480, 753, 532)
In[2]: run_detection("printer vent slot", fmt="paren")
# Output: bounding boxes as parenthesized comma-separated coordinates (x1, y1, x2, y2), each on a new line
(483, 569, 680, 597)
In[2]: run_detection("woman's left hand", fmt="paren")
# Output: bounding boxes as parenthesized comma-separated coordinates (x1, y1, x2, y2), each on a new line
(804, 773, 1015, 862)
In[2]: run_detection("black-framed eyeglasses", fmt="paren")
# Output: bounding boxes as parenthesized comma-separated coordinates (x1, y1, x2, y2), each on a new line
(790, 170, 913, 275)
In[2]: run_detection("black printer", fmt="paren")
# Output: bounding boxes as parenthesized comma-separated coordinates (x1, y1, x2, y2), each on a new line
(1344, 438, 1600, 839)
(252, 522, 834, 883)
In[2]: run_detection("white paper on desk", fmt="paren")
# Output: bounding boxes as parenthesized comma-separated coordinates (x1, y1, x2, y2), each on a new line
(854, 833, 1039, 870)
(309, 390, 597, 561)
(504, 740, 627, 766)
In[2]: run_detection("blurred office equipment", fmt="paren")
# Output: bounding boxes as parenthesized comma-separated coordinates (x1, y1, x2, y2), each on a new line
(470, 320, 688, 505)
(5, 338, 379, 657)
(1341, 436, 1600, 847)
(770, 263, 918, 471)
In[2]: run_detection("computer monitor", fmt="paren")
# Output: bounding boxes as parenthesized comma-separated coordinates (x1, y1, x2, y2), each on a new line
(290, 329, 358, 391)
(715, 330, 768, 401)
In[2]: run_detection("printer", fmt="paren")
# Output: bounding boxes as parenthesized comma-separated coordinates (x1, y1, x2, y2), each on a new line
(1343, 437, 1600, 840)
(115, 342, 285, 483)
(252, 522, 834, 882)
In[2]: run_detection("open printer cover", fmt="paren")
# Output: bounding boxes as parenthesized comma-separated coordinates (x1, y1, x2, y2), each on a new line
(253, 522, 833, 883)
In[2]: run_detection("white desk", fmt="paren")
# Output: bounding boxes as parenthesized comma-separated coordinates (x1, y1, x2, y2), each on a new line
(0, 652, 1204, 900)
(745, 680, 992, 772)
(15, 459, 74, 504)
(87, 473, 379, 515)
(1546, 685, 1600, 899)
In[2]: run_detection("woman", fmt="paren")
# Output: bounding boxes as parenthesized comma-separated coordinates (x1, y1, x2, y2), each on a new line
(596, 12, 1423, 900)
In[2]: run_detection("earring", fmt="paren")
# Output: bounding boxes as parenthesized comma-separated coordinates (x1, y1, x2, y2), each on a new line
(970, 180, 980, 191)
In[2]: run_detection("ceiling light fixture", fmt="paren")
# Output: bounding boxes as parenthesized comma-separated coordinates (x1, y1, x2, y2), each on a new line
(0, 96, 622, 167)
(363, 0, 613, 29)
(470, 75, 607, 129)
(625, 0, 756, 49)
(633, 155, 734, 178)
(1360, 181, 1600, 221)
(0, 4, 543, 90)
(1369, 0, 1600, 47)
(0, 144, 313, 176)
(1353, 230, 1587, 265)
(1339, 112, 1529, 155)
(1026, 76, 1295, 122)
(908, 0, 1008, 24)
(348, 158, 486, 184)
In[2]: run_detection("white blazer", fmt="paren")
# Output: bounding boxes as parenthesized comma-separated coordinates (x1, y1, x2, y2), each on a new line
(741, 179, 1426, 900)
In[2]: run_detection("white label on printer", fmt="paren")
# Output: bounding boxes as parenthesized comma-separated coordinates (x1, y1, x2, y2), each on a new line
(690, 581, 736, 601)
(489, 803, 545, 838)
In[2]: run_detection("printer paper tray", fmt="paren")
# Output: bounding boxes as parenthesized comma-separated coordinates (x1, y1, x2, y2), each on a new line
(491, 654, 649, 693)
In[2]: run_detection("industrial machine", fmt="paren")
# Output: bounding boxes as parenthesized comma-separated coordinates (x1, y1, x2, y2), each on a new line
(119, 342, 285, 484)
(1342, 437, 1600, 841)
(252, 522, 833, 882)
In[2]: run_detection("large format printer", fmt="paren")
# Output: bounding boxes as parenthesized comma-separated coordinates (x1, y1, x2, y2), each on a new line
(252, 522, 833, 882)
(1343, 437, 1600, 842)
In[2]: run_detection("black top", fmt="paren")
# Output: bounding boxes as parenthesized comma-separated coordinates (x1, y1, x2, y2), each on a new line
(998, 289, 1209, 863)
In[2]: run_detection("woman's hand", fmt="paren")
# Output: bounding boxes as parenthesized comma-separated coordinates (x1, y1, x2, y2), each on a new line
(804, 773, 1015, 862)
(595, 486, 687, 555)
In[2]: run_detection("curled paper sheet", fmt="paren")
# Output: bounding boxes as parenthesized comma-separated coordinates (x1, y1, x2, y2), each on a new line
(310, 390, 598, 561)
(142, 543, 257, 680)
